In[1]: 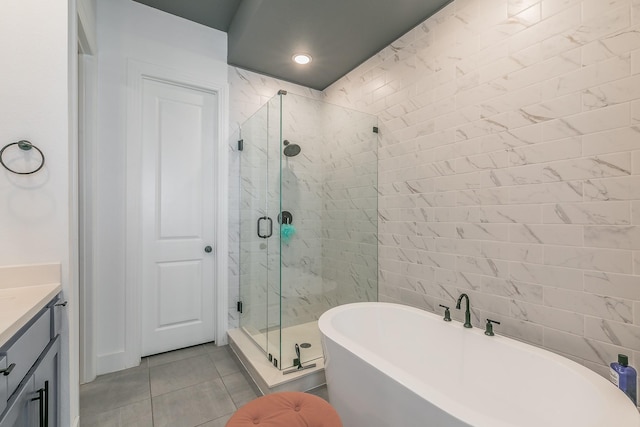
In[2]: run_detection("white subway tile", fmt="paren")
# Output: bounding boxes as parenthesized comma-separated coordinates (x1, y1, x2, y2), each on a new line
(584, 175, 640, 200)
(417, 250, 457, 270)
(477, 204, 542, 223)
(582, 127, 640, 156)
(416, 222, 457, 238)
(569, 5, 631, 44)
(498, 48, 582, 92)
(543, 328, 628, 365)
(456, 151, 509, 173)
(583, 27, 640, 66)
(511, 300, 584, 334)
(544, 287, 634, 323)
(542, 64, 597, 100)
(632, 100, 640, 123)
(634, 49, 640, 75)
(482, 241, 544, 263)
(542, 103, 629, 141)
(509, 136, 581, 165)
(508, 0, 540, 16)
(456, 223, 511, 241)
(480, 84, 542, 117)
(433, 172, 481, 191)
(480, 129, 541, 155)
(510, 224, 584, 246)
(479, 56, 527, 84)
(435, 268, 482, 289)
(544, 245, 633, 274)
(509, 261, 583, 289)
(583, 0, 632, 23)
(435, 237, 484, 256)
(583, 73, 640, 111)
(457, 187, 511, 205)
(633, 201, 640, 224)
(543, 201, 631, 225)
(481, 276, 543, 303)
(512, 4, 580, 50)
(508, 94, 582, 128)
(456, 81, 509, 109)
(632, 148, 640, 172)
(509, 181, 583, 204)
(487, 153, 631, 188)
(433, 139, 478, 162)
(434, 106, 480, 132)
(540, 0, 581, 19)
(457, 255, 509, 277)
(584, 271, 640, 300)
(584, 225, 640, 249)
(585, 317, 640, 350)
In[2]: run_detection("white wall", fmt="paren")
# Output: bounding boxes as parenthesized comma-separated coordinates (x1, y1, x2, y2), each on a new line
(95, 0, 228, 374)
(0, 1, 76, 425)
(324, 0, 640, 385)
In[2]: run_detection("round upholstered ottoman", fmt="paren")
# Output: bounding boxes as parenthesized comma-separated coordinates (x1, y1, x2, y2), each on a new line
(226, 391, 342, 427)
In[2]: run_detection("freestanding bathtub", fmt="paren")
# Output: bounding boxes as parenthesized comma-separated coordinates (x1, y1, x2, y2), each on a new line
(318, 302, 640, 427)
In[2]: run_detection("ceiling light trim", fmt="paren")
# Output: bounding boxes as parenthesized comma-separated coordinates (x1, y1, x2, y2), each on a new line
(292, 53, 312, 65)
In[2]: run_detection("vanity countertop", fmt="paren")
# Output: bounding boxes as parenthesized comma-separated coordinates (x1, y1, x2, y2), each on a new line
(0, 263, 61, 348)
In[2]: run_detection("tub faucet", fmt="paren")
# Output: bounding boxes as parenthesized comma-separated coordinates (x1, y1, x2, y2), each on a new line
(456, 293, 472, 328)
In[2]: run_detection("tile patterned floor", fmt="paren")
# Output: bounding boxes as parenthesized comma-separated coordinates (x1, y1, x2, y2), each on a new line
(79, 343, 328, 427)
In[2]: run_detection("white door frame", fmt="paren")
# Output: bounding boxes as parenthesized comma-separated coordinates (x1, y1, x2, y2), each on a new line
(78, 52, 97, 384)
(125, 60, 229, 367)
(78, 14, 97, 385)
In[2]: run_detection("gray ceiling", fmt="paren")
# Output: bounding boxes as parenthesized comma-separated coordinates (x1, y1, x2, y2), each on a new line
(133, 0, 451, 90)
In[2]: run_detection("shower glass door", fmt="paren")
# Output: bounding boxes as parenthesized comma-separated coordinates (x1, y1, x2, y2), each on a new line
(239, 91, 378, 371)
(278, 93, 379, 370)
(238, 94, 281, 361)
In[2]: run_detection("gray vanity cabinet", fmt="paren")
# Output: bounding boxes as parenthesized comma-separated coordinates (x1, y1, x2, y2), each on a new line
(0, 355, 7, 415)
(0, 296, 61, 427)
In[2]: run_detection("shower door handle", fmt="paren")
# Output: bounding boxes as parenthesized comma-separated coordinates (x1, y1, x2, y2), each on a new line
(257, 216, 273, 239)
(265, 217, 273, 238)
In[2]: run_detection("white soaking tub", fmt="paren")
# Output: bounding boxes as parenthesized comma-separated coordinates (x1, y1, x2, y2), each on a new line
(318, 302, 640, 427)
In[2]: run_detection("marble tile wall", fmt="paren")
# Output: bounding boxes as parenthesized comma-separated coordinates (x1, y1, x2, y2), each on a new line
(323, 0, 640, 383)
(321, 106, 379, 307)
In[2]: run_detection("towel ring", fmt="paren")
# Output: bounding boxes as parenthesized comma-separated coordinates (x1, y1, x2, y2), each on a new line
(0, 140, 45, 175)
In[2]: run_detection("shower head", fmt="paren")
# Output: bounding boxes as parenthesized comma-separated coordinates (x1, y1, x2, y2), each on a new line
(283, 140, 301, 157)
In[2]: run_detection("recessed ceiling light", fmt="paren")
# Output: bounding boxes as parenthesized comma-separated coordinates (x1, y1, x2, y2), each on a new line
(292, 53, 312, 65)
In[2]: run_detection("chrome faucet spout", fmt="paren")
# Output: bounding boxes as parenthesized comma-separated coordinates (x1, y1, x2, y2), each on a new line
(456, 293, 472, 328)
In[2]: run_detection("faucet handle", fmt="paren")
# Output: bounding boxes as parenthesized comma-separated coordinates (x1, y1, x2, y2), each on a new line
(485, 319, 501, 336)
(439, 304, 451, 322)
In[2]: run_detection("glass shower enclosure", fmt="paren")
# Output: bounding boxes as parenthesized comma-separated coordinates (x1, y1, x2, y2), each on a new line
(238, 91, 378, 371)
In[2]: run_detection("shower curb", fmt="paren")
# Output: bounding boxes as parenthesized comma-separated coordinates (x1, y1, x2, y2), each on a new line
(227, 328, 326, 395)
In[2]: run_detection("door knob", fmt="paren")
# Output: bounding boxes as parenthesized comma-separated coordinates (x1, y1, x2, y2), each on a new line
(204, 246, 213, 253)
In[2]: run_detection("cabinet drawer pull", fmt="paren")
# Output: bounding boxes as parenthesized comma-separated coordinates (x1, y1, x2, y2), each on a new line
(0, 362, 15, 376)
(31, 385, 47, 427)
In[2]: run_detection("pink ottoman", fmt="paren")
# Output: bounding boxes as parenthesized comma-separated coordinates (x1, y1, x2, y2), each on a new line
(225, 392, 343, 427)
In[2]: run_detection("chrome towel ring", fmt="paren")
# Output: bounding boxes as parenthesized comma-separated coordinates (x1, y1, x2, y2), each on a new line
(0, 140, 45, 175)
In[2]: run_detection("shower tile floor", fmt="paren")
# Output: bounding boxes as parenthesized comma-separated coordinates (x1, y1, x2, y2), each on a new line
(79, 343, 329, 427)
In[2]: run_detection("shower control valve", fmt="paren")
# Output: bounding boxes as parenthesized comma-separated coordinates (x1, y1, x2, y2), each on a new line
(439, 304, 451, 322)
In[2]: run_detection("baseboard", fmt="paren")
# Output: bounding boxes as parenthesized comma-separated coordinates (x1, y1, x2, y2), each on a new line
(96, 350, 127, 376)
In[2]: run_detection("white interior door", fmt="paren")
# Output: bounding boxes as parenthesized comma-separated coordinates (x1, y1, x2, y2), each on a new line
(140, 77, 217, 357)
